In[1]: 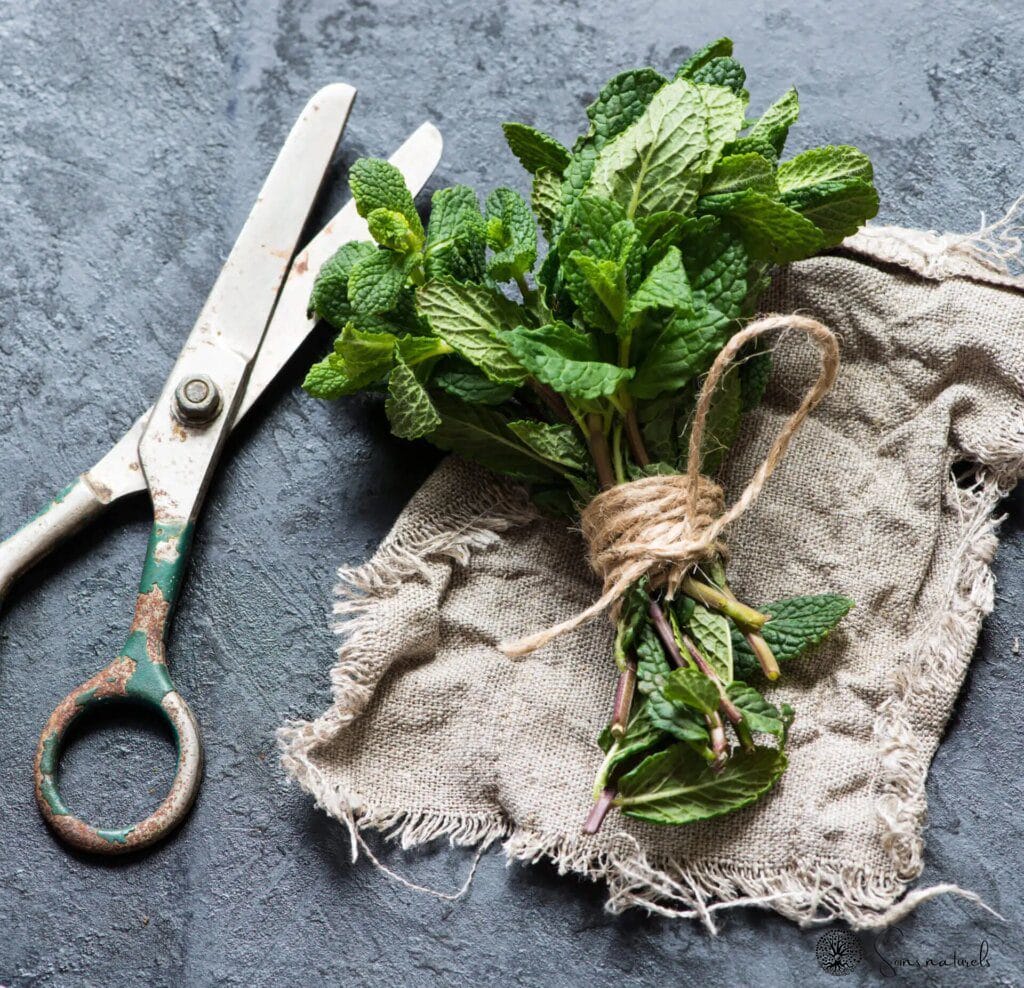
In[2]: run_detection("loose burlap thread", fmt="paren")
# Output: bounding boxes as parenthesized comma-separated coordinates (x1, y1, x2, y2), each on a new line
(504, 315, 840, 657)
(280, 202, 1024, 932)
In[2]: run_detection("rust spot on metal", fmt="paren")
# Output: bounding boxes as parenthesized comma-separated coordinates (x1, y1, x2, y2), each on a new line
(170, 420, 188, 443)
(42, 656, 135, 740)
(131, 588, 171, 664)
(293, 255, 308, 275)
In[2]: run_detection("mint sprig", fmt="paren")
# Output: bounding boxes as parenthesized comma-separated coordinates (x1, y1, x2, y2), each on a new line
(305, 38, 873, 833)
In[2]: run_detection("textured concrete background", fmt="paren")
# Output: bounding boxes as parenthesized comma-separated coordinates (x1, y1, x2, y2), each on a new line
(1, 1, 1022, 984)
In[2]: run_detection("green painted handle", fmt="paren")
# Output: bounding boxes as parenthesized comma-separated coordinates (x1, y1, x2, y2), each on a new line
(34, 520, 204, 854)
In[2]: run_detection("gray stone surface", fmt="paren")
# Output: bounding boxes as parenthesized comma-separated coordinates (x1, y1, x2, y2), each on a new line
(0, 1, 1021, 984)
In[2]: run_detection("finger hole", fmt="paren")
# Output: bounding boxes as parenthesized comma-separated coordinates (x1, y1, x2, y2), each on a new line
(52, 698, 179, 828)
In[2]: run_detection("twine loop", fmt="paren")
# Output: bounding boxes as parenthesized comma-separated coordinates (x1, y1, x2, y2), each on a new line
(501, 314, 841, 658)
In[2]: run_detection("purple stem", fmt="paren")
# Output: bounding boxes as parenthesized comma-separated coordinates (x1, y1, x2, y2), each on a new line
(583, 787, 617, 835)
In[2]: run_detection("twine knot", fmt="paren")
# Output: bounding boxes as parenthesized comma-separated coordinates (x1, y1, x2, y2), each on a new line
(501, 314, 841, 658)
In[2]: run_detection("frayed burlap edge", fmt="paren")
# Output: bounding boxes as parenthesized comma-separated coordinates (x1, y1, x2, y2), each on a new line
(279, 209, 1024, 933)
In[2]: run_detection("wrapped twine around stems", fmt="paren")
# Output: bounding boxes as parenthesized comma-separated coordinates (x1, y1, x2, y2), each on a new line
(501, 314, 841, 658)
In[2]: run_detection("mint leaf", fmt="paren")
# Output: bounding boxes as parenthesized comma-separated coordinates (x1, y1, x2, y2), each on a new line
(691, 56, 747, 96)
(780, 178, 879, 247)
(687, 603, 733, 683)
(746, 87, 800, 155)
(308, 241, 377, 328)
(701, 189, 825, 263)
(507, 420, 588, 471)
(702, 152, 776, 197)
(733, 594, 855, 676)
(347, 249, 412, 315)
(675, 37, 733, 79)
(502, 122, 571, 175)
(661, 667, 719, 715)
(677, 222, 754, 320)
(502, 322, 633, 400)
(598, 702, 668, 775)
(367, 208, 423, 253)
(485, 188, 538, 282)
(583, 68, 668, 152)
(428, 395, 561, 483)
(616, 744, 787, 825)
(433, 365, 516, 405)
(336, 323, 398, 386)
(623, 246, 691, 331)
(726, 682, 787, 739)
(629, 301, 731, 399)
(349, 157, 424, 238)
(563, 251, 627, 330)
(636, 624, 672, 696)
(647, 687, 709, 743)
(385, 355, 440, 440)
(777, 145, 873, 192)
(417, 279, 528, 383)
(683, 365, 742, 474)
(587, 77, 745, 219)
(531, 168, 562, 240)
(303, 355, 352, 400)
(425, 186, 487, 282)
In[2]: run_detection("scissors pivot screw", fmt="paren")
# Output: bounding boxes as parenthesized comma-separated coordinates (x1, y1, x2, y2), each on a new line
(174, 375, 221, 425)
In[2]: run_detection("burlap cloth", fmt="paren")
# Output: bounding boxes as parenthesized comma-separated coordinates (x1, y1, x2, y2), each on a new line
(279, 211, 1024, 931)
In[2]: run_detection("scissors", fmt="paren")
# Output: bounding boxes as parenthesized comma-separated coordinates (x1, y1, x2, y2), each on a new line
(0, 84, 443, 855)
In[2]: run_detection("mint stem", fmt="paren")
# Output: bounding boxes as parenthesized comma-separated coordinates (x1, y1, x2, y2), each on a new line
(744, 628, 781, 681)
(682, 575, 767, 629)
(610, 659, 637, 739)
(586, 413, 616, 490)
(679, 631, 754, 752)
(583, 787, 617, 835)
(647, 596, 686, 667)
(529, 379, 574, 425)
(623, 407, 650, 467)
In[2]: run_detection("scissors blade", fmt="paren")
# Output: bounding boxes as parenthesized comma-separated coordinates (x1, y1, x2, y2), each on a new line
(238, 121, 443, 420)
(138, 83, 354, 521)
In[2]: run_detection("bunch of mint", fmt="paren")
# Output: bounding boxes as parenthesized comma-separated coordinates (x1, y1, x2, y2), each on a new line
(305, 38, 874, 833)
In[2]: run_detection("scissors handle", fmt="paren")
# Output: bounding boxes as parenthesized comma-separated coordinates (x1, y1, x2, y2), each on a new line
(34, 519, 203, 854)
(0, 478, 107, 610)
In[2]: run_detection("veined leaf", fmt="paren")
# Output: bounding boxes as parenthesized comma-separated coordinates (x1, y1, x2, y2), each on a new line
(687, 603, 734, 683)
(702, 152, 777, 197)
(691, 56, 747, 96)
(780, 178, 879, 247)
(432, 365, 516, 405)
(661, 667, 719, 715)
(746, 87, 799, 155)
(502, 322, 633, 400)
(385, 356, 440, 440)
(777, 145, 873, 192)
(367, 208, 423, 253)
(622, 246, 691, 331)
(598, 701, 668, 776)
(303, 356, 352, 400)
(532, 168, 562, 241)
(485, 188, 538, 282)
(425, 186, 487, 282)
(563, 251, 627, 330)
(417, 279, 528, 383)
(336, 323, 398, 386)
(727, 682, 787, 739)
(586, 77, 745, 219)
(678, 221, 754, 320)
(647, 687, 709, 743)
(502, 122, 571, 175)
(348, 249, 412, 315)
(675, 37, 733, 79)
(507, 420, 589, 471)
(349, 157, 424, 239)
(701, 189, 825, 263)
(582, 68, 668, 152)
(308, 241, 376, 327)
(636, 623, 672, 696)
(616, 744, 787, 825)
(428, 395, 562, 483)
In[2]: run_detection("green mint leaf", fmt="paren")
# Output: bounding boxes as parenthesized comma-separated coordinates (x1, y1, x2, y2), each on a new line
(302, 355, 352, 400)
(557, 195, 629, 260)
(367, 208, 423, 253)
(746, 87, 800, 155)
(416, 279, 528, 384)
(531, 168, 562, 241)
(686, 603, 734, 683)
(721, 134, 779, 163)
(349, 157, 424, 239)
(582, 68, 668, 151)
(586, 77, 745, 219)
(347, 249, 413, 315)
(647, 687, 709, 743)
(562, 251, 627, 330)
(623, 245, 691, 330)
(702, 152, 777, 197)
(507, 420, 589, 471)
(677, 221, 754, 320)
(780, 178, 879, 247)
(681, 364, 742, 473)
(776, 145, 874, 193)
(726, 682, 787, 739)
(336, 323, 398, 386)
(424, 186, 487, 283)
(502, 122, 571, 175)
(661, 667, 719, 715)
(616, 744, 787, 826)
(427, 394, 562, 483)
(675, 37, 733, 79)
(690, 56, 747, 96)
(598, 702, 668, 775)
(629, 301, 732, 400)
(485, 188, 538, 282)
(385, 355, 441, 440)
(638, 394, 682, 463)
(432, 364, 516, 405)
(733, 594, 855, 677)
(502, 322, 633, 400)
(700, 189, 825, 263)
(309, 241, 377, 328)
(636, 624, 672, 696)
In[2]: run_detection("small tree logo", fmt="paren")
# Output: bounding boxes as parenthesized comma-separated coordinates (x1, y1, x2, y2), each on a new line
(815, 929, 863, 976)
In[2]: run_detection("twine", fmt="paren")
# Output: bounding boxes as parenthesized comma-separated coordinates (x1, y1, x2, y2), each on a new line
(501, 314, 840, 657)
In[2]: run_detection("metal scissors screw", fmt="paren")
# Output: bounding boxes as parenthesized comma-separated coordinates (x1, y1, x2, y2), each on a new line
(0, 87, 443, 855)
